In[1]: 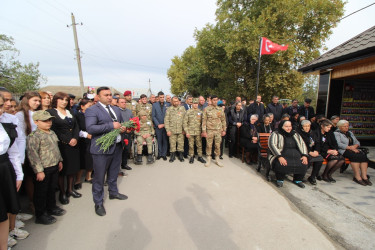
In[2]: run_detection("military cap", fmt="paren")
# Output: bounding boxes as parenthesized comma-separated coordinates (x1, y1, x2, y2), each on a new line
(192, 98, 199, 104)
(124, 90, 132, 96)
(139, 110, 147, 117)
(32, 110, 54, 121)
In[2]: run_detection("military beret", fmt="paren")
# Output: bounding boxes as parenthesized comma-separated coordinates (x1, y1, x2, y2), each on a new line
(33, 110, 54, 121)
(124, 90, 132, 96)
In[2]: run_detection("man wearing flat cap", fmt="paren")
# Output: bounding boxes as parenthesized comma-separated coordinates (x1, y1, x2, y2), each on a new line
(298, 98, 315, 120)
(124, 90, 137, 117)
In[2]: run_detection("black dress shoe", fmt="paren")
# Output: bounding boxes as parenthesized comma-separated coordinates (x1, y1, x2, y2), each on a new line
(122, 165, 132, 170)
(328, 176, 336, 183)
(59, 192, 69, 205)
(308, 176, 317, 185)
(157, 156, 161, 160)
(66, 190, 82, 198)
(47, 206, 66, 216)
(197, 157, 206, 163)
(219, 156, 223, 160)
(109, 193, 128, 200)
(163, 156, 167, 161)
(316, 176, 322, 181)
(294, 181, 305, 188)
(95, 204, 106, 216)
(74, 183, 82, 190)
(35, 213, 57, 225)
(189, 156, 194, 164)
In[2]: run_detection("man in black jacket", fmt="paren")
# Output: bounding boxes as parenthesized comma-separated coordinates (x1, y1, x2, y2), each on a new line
(299, 98, 315, 120)
(247, 95, 265, 122)
(284, 99, 299, 116)
(266, 96, 283, 122)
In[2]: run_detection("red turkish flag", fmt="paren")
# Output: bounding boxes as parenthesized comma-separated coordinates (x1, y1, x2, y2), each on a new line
(260, 37, 288, 55)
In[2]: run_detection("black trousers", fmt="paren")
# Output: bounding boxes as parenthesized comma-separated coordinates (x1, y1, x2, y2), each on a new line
(34, 165, 59, 217)
(121, 133, 132, 166)
(228, 126, 237, 156)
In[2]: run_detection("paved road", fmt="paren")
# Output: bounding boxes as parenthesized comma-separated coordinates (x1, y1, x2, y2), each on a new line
(14, 156, 337, 250)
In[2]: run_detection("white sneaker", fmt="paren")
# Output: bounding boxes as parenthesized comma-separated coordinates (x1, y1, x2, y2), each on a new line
(7, 236, 17, 247)
(9, 228, 30, 240)
(16, 213, 33, 221)
(15, 219, 25, 228)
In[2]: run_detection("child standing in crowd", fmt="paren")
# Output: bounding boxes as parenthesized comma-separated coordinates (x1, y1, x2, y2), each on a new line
(27, 111, 65, 225)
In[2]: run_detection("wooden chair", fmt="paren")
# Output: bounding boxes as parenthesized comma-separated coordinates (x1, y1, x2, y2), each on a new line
(256, 133, 272, 181)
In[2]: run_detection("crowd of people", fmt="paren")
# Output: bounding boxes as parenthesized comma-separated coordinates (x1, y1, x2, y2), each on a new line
(0, 86, 372, 249)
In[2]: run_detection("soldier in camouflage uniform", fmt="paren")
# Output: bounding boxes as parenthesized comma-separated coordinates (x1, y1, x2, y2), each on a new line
(123, 90, 137, 117)
(136, 94, 153, 119)
(165, 96, 186, 162)
(183, 98, 206, 164)
(134, 110, 155, 164)
(202, 95, 227, 167)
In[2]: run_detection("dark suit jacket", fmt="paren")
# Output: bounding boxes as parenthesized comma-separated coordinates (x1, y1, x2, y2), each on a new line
(152, 102, 167, 127)
(247, 102, 265, 121)
(298, 106, 315, 120)
(85, 103, 124, 155)
(183, 103, 192, 111)
(47, 109, 79, 144)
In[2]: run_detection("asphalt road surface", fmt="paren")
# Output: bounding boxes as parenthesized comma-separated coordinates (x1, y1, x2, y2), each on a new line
(14, 156, 337, 250)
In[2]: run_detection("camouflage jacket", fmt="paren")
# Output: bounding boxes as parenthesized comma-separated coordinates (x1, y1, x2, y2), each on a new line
(126, 100, 137, 117)
(27, 129, 63, 173)
(136, 103, 153, 119)
(135, 119, 154, 136)
(202, 105, 227, 132)
(183, 108, 203, 136)
(165, 105, 186, 134)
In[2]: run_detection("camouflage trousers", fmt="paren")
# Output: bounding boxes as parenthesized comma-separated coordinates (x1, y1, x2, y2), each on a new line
(206, 130, 221, 157)
(136, 135, 153, 154)
(188, 135, 202, 157)
(169, 133, 184, 152)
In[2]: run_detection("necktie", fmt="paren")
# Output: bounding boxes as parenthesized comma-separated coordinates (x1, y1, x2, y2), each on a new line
(106, 105, 117, 122)
(305, 109, 308, 119)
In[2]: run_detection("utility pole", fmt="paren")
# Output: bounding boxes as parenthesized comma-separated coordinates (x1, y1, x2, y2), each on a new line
(67, 13, 84, 97)
(147, 78, 152, 97)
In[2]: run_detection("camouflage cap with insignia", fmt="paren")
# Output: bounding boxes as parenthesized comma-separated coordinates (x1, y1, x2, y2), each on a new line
(32, 110, 54, 121)
(138, 110, 147, 117)
(192, 98, 199, 104)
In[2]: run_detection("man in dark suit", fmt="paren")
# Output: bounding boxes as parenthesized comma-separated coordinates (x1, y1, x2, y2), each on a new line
(298, 98, 315, 120)
(246, 95, 265, 122)
(152, 91, 168, 160)
(85, 87, 128, 216)
(284, 99, 299, 116)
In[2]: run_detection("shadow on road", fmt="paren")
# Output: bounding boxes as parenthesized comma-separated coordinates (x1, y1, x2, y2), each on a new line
(174, 184, 239, 250)
(106, 208, 152, 250)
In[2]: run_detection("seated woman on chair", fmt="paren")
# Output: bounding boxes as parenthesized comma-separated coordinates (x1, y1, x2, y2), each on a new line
(334, 120, 371, 186)
(268, 120, 309, 188)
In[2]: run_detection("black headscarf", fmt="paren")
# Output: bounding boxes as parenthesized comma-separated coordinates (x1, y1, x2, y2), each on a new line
(278, 120, 295, 137)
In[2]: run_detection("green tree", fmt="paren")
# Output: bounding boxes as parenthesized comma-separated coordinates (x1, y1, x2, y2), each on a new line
(168, 0, 345, 103)
(0, 34, 45, 93)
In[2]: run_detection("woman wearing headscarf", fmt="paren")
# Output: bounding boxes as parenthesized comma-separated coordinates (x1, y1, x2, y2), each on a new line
(256, 114, 273, 133)
(228, 101, 246, 158)
(240, 114, 259, 164)
(268, 120, 308, 188)
(297, 120, 324, 185)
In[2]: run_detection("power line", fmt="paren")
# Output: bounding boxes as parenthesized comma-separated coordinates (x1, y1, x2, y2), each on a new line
(339, 2, 375, 21)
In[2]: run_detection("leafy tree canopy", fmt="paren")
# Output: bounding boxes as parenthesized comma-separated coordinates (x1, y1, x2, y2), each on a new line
(168, 0, 345, 103)
(0, 34, 45, 94)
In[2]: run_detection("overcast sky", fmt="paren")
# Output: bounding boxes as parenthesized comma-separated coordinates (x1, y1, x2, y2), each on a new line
(1, 0, 374, 96)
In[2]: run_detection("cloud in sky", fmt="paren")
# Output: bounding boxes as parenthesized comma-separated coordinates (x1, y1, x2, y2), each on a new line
(1, 0, 374, 96)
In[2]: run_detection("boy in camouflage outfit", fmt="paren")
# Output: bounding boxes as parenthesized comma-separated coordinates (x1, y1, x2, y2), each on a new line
(134, 110, 154, 164)
(183, 98, 206, 164)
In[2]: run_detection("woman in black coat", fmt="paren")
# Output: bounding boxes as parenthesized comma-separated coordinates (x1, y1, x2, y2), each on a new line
(47, 92, 81, 205)
(240, 114, 258, 164)
(74, 99, 94, 189)
(256, 114, 273, 133)
(319, 119, 344, 183)
(297, 120, 324, 185)
(228, 102, 246, 158)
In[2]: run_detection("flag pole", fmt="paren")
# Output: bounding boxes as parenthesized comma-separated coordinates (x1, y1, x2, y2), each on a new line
(255, 37, 262, 99)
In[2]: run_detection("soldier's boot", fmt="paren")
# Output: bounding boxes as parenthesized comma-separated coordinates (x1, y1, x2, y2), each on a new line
(215, 158, 224, 167)
(147, 155, 153, 164)
(136, 154, 143, 165)
(189, 156, 194, 164)
(178, 152, 184, 162)
(169, 152, 176, 163)
(197, 156, 206, 164)
(205, 156, 211, 167)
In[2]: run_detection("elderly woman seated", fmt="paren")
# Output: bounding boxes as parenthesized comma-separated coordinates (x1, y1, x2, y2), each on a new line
(240, 114, 258, 164)
(268, 120, 309, 188)
(334, 120, 372, 186)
